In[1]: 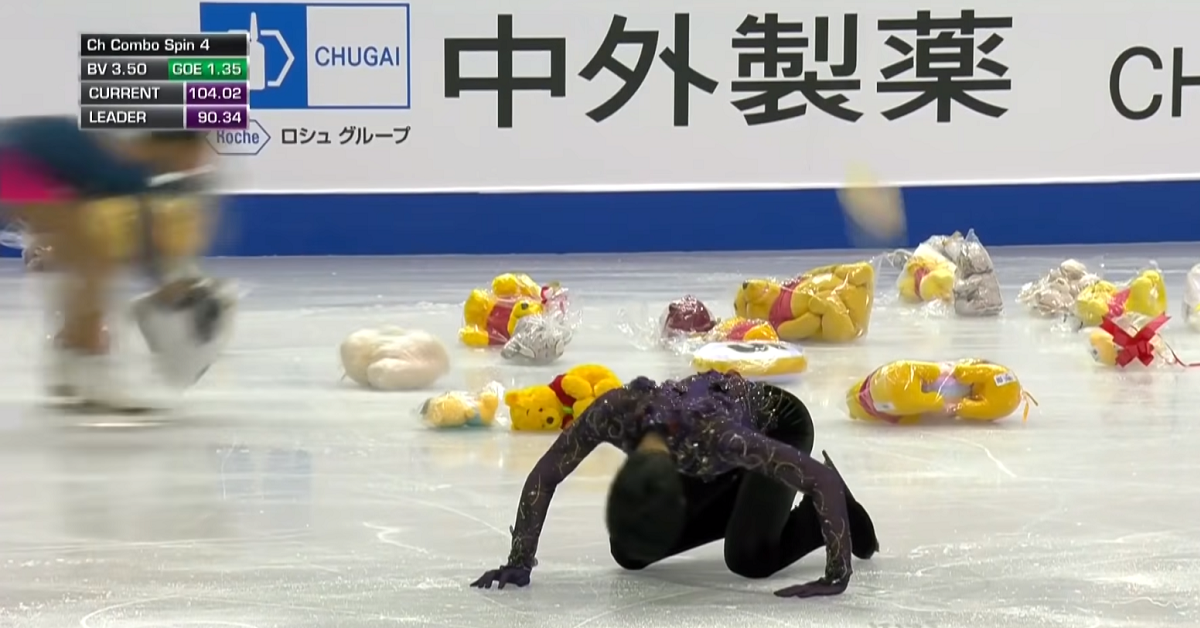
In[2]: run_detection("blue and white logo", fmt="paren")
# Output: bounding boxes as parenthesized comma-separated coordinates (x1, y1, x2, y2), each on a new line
(206, 119, 271, 155)
(198, 2, 411, 110)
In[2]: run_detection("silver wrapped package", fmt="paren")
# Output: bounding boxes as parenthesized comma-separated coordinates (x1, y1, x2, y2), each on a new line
(501, 313, 573, 365)
(951, 229, 1003, 316)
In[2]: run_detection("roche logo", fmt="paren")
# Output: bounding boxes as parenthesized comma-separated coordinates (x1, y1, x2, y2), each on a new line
(207, 119, 271, 156)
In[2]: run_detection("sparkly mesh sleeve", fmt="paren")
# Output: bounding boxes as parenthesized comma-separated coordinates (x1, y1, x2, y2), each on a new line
(504, 394, 620, 568)
(716, 425, 853, 583)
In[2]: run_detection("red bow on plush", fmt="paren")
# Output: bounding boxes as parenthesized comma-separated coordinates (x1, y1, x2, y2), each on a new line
(1099, 317, 1176, 365)
(1100, 313, 1167, 366)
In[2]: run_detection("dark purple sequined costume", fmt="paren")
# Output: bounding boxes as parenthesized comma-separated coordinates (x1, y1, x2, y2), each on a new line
(504, 370, 852, 585)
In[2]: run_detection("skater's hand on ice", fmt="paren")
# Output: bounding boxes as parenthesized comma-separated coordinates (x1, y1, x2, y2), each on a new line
(774, 576, 849, 598)
(470, 565, 531, 590)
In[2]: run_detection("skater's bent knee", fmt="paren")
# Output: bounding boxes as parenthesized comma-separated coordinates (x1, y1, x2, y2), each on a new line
(610, 546, 652, 571)
(724, 547, 778, 579)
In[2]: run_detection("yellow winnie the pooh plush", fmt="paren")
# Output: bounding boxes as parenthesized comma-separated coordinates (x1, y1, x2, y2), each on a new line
(504, 364, 622, 431)
(734, 261, 875, 343)
(1074, 269, 1167, 329)
(846, 359, 1034, 424)
(897, 245, 956, 303)
(461, 273, 546, 347)
(420, 384, 502, 428)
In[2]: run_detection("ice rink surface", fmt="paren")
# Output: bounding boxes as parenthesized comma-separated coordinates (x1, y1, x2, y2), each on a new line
(2, 245, 1200, 628)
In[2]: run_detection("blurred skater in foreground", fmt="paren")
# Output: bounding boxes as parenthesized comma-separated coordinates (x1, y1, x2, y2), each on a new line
(0, 116, 236, 413)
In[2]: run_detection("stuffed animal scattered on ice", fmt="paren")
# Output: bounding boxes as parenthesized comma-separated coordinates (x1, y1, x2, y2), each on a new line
(892, 236, 957, 304)
(419, 383, 502, 428)
(504, 364, 621, 431)
(1184, 264, 1200, 332)
(734, 261, 875, 343)
(501, 313, 573, 364)
(340, 327, 450, 390)
(846, 358, 1035, 424)
(460, 273, 569, 348)
(1017, 259, 1100, 316)
(1087, 313, 1199, 367)
(950, 230, 1003, 316)
(662, 296, 718, 338)
(619, 296, 777, 352)
(692, 341, 807, 381)
(1073, 268, 1166, 329)
(663, 296, 776, 342)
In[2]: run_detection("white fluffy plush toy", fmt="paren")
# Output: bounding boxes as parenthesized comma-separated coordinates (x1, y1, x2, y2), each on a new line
(340, 327, 450, 390)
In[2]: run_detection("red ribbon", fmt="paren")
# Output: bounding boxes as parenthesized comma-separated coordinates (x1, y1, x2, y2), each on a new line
(1100, 313, 1200, 367)
(1107, 288, 1131, 318)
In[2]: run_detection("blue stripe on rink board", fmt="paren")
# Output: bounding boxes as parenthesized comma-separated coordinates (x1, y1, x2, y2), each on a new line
(3, 178, 1199, 257)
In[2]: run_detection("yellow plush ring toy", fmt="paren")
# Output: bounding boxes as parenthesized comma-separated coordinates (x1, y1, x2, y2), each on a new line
(692, 341, 807, 381)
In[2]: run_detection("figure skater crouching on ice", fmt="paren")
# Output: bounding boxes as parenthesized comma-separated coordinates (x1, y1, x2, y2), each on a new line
(0, 116, 235, 413)
(471, 370, 879, 598)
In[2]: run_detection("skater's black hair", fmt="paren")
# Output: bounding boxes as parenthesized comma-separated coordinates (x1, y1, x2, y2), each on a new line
(605, 448, 686, 564)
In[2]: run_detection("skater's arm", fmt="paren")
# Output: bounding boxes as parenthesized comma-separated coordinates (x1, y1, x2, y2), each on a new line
(717, 426, 852, 584)
(505, 396, 613, 568)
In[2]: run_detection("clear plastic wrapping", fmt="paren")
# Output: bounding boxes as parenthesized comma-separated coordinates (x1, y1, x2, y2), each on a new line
(459, 273, 572, 348)
(692, 341, 807, 381)
(1017, 259, 1100, 317)
(339, 326, 451, 390)
(618, 296, 776, 354)
(1087, 313, 1199, 367)
(886, 230, 1002, 316)
(892, 236, 958, 304)
(734, 261, 876, 343)
(846, 359, 1035, 424)
(1072, 265, 1166, 329)
(1184, 264, 1200, 331)
(503, 364, 621, 431)
(951, 230, 1002, 316)
(501, 312, 574, 365)
(418, 382, 503, 429)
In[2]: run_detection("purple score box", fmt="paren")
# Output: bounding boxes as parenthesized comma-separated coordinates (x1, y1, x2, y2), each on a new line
(186, 105, 249, 130)
(184, 82, 248, 105)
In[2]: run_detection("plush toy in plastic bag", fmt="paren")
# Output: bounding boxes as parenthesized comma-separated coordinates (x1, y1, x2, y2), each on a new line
(663, 295, 718, 339)
(504, 364, 621, 431)
(889, 235, 958, 304)
(1184, 264, 1200, 332)
(340, 327, 450, 390)
(734, 261, 875, 343)
(951, 229, 1003, 316)
(1088, 313, 1200, 368)
(620, 296, 777, 353)
(1017, 259, 1100, 317)
(131, 277, 238, 388)
(460, 273, 570, 348)
(501, 312, 573, 365)
(692, 341, 807, 382)
(419, 383, 503, 428)
(846, 358, 1036, 424)
(1073, 267, 1166, 329)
